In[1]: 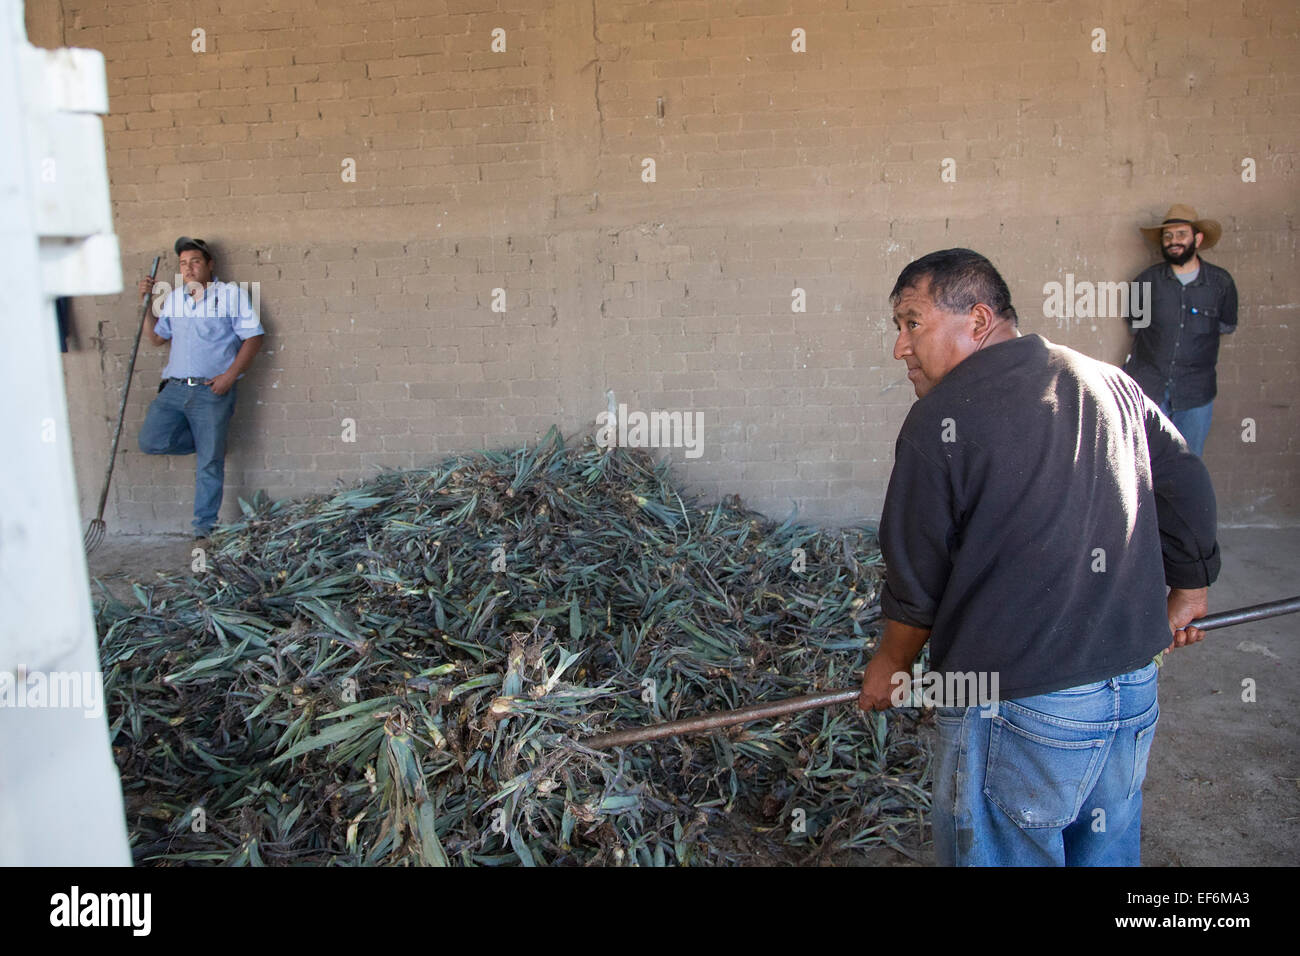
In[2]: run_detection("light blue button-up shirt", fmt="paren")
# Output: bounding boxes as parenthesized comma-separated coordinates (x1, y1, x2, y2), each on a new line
(155, 277, 265, 380)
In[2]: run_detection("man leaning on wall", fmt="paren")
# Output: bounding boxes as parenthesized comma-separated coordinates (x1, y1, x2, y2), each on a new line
(137, 237, 264, 538)
(1122, 204, 1238, 456)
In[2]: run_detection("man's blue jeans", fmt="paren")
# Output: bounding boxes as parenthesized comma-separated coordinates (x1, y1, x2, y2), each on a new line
(931, 661, 1159, 866)
(1159, 393, 1213, 456)
(138, 380, 237, 535)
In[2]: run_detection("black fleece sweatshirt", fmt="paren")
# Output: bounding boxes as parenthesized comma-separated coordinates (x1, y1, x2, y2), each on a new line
(879, 334, 1220, 700)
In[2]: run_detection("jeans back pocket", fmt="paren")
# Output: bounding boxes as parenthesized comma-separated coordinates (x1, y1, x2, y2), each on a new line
(1128, 704, 1160, 799)
(984, 716, 1109, 828)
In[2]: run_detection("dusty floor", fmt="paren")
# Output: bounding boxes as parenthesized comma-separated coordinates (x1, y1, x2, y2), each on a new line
(87, 526, 1298, 866)
(1140, 527, 1299, 867)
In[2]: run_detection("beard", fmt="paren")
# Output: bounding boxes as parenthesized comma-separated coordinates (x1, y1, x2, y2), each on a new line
(1161, 241, 1197, 266)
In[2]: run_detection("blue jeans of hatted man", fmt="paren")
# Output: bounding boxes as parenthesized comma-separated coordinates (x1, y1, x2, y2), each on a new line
(138, 380, 237, 535)
(931, 661, 1159, 866)
(1159, 392, 1213, 457)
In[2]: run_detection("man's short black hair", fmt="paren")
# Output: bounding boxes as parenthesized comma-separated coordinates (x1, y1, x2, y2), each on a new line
(890, 248, 1019, 327)
(174, 236, 213, 261)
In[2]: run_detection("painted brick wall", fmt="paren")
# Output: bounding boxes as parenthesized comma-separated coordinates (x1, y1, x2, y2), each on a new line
(29, 0, 1300, 530)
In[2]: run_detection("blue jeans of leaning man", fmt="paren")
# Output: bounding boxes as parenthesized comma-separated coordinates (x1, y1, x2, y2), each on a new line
(138, 380, 237, 535)
(1159, 391, 1213, 457)
(931, 660, 1159, 866)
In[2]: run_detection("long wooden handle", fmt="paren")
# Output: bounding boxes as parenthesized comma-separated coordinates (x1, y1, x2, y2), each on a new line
(580, 596, 1300, 750)
(94, 255, 162, 521)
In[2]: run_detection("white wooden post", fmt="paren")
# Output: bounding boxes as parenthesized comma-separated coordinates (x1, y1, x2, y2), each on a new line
(0, 0, 131, 865)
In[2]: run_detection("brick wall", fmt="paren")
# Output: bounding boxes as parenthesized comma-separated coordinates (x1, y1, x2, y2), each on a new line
(29, 0, 1300, 530)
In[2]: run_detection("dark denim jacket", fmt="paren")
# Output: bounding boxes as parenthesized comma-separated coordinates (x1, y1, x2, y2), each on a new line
(1122, 259, 1237, 411)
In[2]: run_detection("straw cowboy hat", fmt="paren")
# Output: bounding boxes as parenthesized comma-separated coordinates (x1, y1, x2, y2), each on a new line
(1140, 204, 1222, 250)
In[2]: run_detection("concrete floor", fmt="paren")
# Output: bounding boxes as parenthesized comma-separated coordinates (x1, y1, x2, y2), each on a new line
(1140, 526, 1299, 867)
(86, 526, 1299, 866)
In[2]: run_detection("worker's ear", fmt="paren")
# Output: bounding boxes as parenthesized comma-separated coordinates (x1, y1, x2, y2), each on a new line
(969, 302, 997, 342)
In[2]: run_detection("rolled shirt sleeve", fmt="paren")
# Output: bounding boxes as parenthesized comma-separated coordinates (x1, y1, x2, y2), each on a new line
(1218, 275, 1238, 335)
(878, 434, 954, 629)
(227, 282, 264, 339)
(153, 293, 174, 340)
(1144, 397, 1221, 587)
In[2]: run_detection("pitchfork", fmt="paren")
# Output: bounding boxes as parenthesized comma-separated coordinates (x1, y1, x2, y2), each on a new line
(581, 596, 1300, 750)
(84, 255, 161, 553)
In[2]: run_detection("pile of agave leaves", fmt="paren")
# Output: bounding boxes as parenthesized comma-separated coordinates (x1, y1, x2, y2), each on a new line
(95, 428, 932, 866)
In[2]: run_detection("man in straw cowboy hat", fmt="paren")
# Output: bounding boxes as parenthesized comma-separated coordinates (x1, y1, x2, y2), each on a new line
(1122, 204, 1237, 456)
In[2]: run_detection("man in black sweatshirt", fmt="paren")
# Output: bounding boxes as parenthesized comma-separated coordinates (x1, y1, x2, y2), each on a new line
(858, 248, 1219, 866)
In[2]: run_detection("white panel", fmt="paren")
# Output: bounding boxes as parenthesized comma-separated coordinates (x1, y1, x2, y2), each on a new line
(0, 0, 130, 866)
(27, 111, 114, 237)
(19, 46, 109, 114)
(40, 233, 123, 296)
